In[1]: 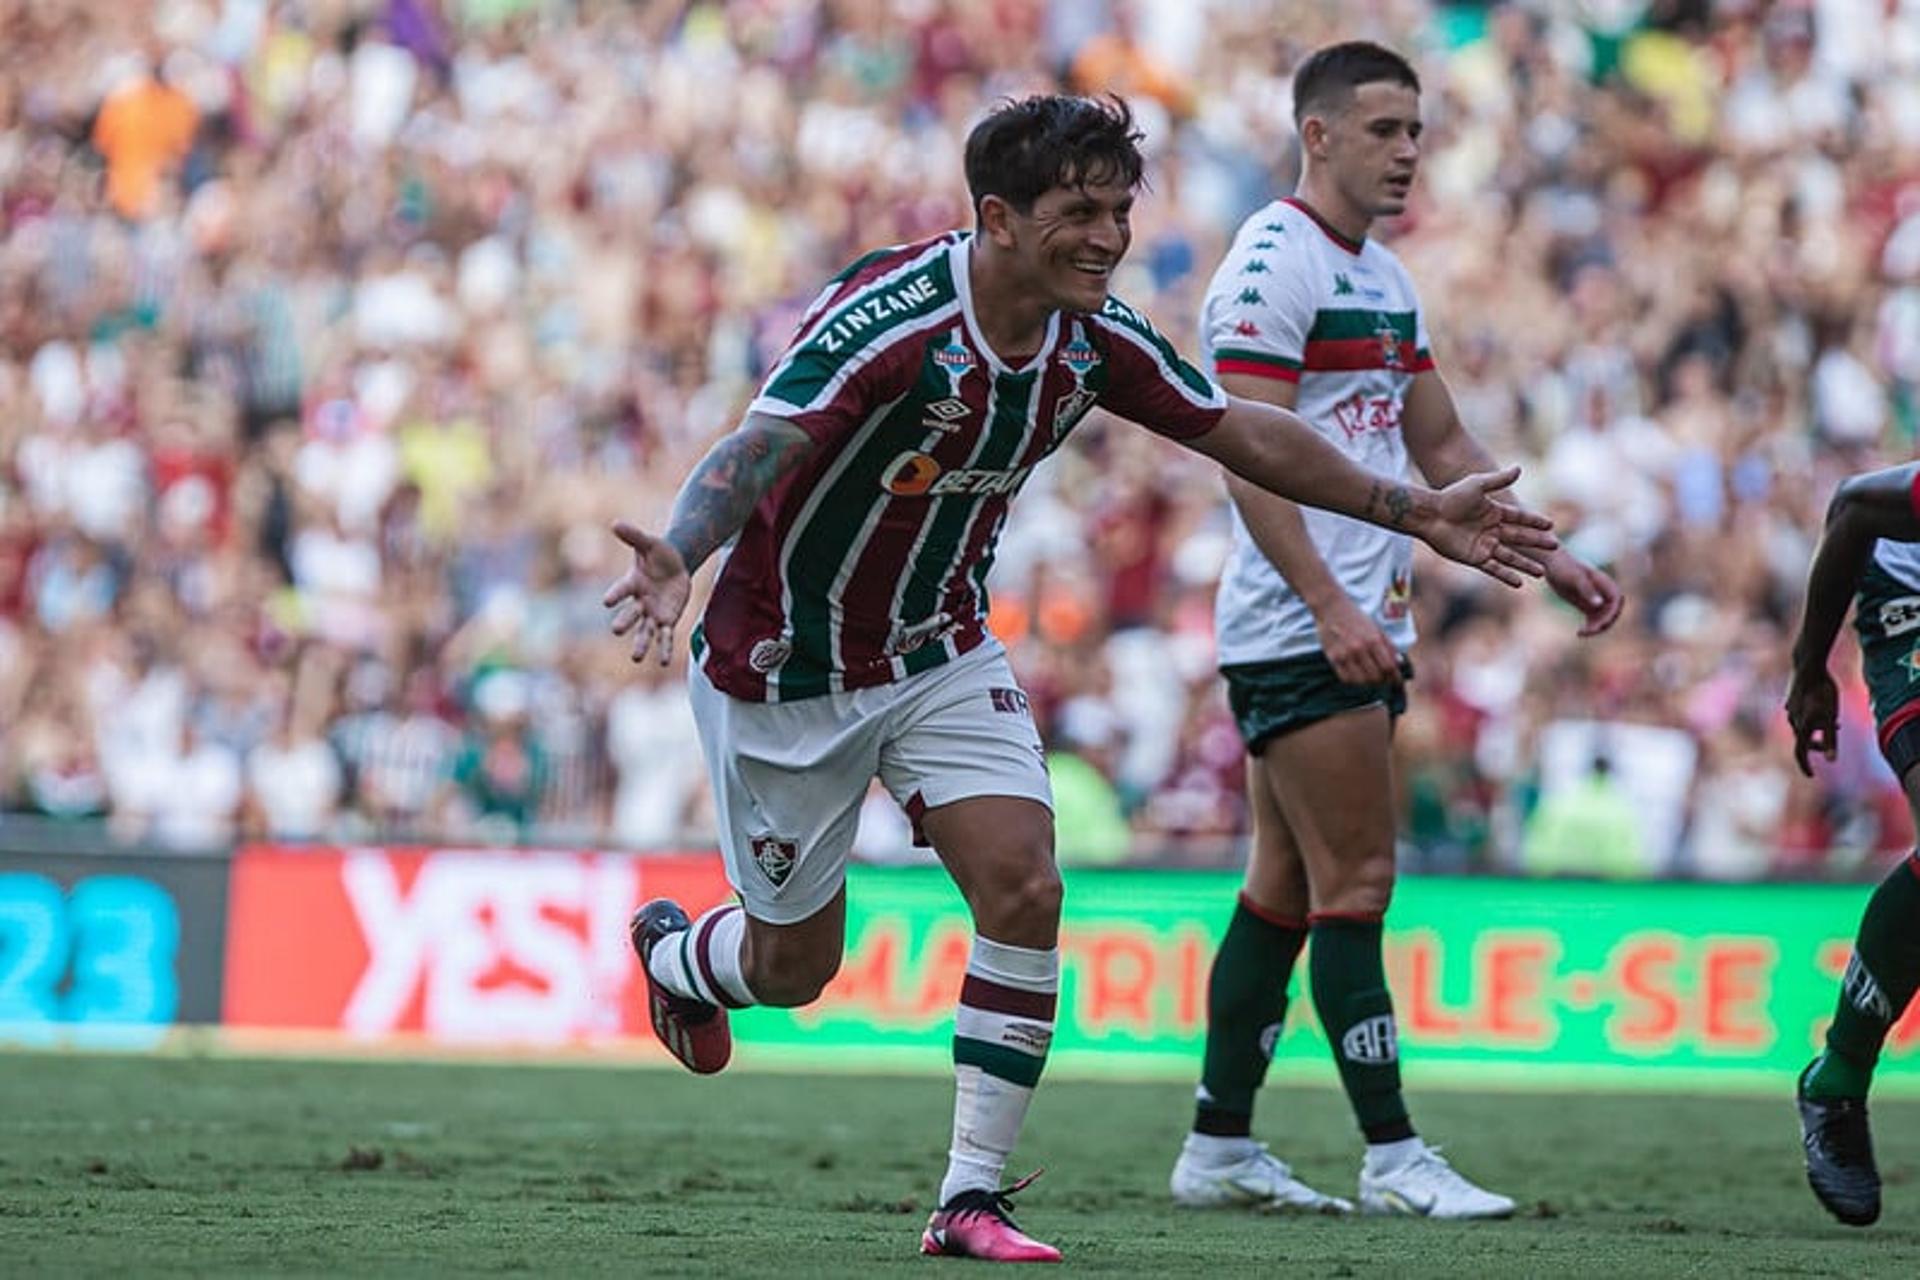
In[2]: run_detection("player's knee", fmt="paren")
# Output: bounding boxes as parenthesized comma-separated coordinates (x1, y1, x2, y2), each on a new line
(983, 861, 1062, 942)
(1318, 853, 1395, 916)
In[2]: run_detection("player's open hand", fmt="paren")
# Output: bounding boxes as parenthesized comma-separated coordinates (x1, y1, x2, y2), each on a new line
(1312, 595, 1404, 686)
(1423, 466, 1557, 587)
(1544, 551, 1624, 636)
(1786, 666, 1840, 778)
(604, 521, 691, 665)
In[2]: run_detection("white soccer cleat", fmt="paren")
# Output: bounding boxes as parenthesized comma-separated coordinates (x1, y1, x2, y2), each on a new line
(1170, 1142, 1354, 1214)
(1357, 1143, 1515, 1219)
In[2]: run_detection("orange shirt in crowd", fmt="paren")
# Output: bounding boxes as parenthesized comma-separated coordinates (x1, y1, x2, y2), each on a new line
(93, 76, 199, 218)
(1069, 35, 1192, 115)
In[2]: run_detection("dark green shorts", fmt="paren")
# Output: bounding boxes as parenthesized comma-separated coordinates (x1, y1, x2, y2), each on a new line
(1221, 651, 1410, 757)
(1854, 562, 1920, 778)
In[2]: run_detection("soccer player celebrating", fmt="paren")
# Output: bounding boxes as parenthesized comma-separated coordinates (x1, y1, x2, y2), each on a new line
(1169, 44, 1621, 1219)
(606, 94, 1557, 1263)
(1788, 461, 1920, 1227)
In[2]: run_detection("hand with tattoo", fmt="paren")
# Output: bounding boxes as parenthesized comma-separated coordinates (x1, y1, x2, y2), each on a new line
(605, 415, 815, 664)
(604, 524, 692, 665)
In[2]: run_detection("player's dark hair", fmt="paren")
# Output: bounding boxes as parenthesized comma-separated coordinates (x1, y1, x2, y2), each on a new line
(1292, 41, 1420, 124)
(964, 95, 1146, 217)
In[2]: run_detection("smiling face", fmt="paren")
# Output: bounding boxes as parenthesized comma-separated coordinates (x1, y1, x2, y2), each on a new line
(1310, 80, 1423, 222)
(986, 173, 1135, 315)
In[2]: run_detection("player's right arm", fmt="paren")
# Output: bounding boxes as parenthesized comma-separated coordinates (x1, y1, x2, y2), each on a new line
(1787, 462, 1920, 774)
(1220, 372, 1404, 686)
(605, 414, 816, 665)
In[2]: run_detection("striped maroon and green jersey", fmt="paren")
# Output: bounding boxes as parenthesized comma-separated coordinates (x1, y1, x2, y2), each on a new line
(693, 232, 1227, 702)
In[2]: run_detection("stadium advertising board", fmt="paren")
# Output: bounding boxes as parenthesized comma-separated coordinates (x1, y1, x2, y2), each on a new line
(220, 847, 1917, 1090)
(0, 847, 230, 1046)
(223, 845, 731, 1044)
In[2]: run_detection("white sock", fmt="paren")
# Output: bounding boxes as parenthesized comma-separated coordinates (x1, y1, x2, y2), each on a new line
(1182, 1131, 1258, 1166)
(645, 904, 756, 1007)
(939, 936, 1058, 1206)
(1363, 1136, 1426, 1174)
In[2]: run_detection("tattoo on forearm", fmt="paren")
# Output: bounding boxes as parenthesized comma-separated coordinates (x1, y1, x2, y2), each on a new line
(1367, 480, 1415, 529)
(664, 425, 810, 570)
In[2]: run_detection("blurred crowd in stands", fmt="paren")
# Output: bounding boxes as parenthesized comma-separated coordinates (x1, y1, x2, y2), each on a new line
(3, 0, 1919, 879)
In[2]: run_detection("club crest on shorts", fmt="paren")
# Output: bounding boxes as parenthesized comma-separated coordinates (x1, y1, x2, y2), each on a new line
(989, 687, 1030, 716)
(748, 638, 792, 672)
(750, 835, 797, 887)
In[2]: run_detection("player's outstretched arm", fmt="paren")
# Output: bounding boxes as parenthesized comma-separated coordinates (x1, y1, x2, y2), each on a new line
(1402, 370, 1622, 635)
(1788, 462, 1920, 773)
(605, 414, 816, 664)
(1189, 395, 1555, 588)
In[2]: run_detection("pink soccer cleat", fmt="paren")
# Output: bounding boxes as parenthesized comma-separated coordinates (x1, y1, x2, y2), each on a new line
(630, 899, 732, 1075)
(920, 1171, 1062, 1263)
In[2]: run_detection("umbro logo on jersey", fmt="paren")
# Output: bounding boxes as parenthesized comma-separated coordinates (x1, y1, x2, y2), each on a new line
(922, 398, 970, 432)
(1253, 240, 1277, 250)
(1333, 273, 1356, 296)
(1240, 260, 1271, 275)
(1237, 287, 1264, 305)
(750, 835, 797, 887)
(1261, 222, 1286, 234)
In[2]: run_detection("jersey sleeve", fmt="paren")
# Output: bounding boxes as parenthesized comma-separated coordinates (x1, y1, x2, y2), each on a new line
(1201, 225, 1318, 384)
(747, 306, 933, 449)
(1088, 296, 1227, 440)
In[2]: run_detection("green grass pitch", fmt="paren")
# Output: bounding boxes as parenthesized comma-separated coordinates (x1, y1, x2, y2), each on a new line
(4, 1053, 1920, 1276)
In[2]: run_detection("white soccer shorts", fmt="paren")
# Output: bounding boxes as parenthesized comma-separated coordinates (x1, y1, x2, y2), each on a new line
(688, 641, 1053, 925)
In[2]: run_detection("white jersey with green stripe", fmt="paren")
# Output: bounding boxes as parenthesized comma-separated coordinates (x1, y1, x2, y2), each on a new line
(693, 231, 1228, 702)
(1200, 197, 1433, 667)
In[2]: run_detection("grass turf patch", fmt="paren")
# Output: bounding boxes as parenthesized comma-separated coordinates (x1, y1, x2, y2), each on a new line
(2, 1053, 1919, 1275)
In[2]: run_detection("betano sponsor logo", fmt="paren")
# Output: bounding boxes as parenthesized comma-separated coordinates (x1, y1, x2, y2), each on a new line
(881, 450, 1033, 497)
